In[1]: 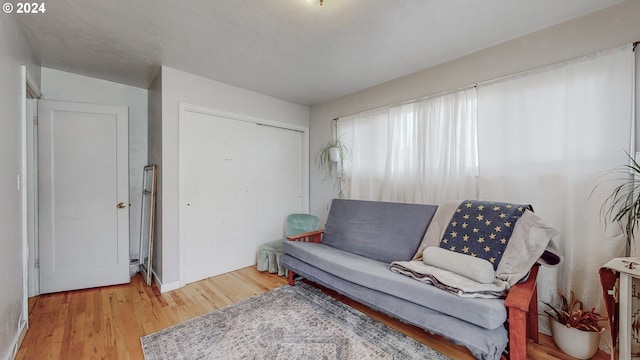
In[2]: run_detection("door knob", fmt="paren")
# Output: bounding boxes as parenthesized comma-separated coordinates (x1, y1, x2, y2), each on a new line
(117, 202, 127, 209)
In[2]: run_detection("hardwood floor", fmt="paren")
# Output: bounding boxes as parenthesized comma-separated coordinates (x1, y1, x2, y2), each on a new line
(18, 266, 609, 360)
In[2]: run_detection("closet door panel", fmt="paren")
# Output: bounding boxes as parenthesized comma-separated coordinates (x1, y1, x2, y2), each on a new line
(181, 109, 304, 285)
(255, 125, 304, 247)
(182, 111, 257, 284)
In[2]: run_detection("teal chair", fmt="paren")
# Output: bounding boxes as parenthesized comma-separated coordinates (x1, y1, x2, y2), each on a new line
(257, 213, 320, 276)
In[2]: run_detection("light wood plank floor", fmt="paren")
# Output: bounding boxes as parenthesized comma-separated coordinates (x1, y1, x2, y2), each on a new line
(17, 266, 609, 360)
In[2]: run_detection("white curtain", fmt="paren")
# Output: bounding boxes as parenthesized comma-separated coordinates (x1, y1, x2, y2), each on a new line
(339, 88, 478, 204)
(632, 45, 640, 258)
(477, 45, 633, 332)
(339, 108, 389, 200)
(336, 45, 634, 335)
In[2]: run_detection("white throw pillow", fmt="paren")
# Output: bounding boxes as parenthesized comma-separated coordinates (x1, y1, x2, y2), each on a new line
(422, 246, 496, 284)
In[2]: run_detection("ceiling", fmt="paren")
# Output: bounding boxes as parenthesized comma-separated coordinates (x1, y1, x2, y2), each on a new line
(17, 0, 623, 106)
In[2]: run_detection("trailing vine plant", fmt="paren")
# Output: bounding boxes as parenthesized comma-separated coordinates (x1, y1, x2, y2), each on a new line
(316, 119, 351, 198)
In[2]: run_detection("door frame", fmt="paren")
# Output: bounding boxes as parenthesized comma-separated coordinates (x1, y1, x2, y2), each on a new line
(177, 102, 309, 288)
(20, 65, 42, 345)
(24, 68, 42, 298)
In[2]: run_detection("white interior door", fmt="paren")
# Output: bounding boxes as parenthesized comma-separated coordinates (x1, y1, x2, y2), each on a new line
(181, 109, 305, 285)
(38, 100, 129, 294)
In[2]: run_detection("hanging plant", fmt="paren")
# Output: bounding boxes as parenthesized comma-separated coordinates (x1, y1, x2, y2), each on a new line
(317, 118, 351, 199)
(316, 136, 351, 181)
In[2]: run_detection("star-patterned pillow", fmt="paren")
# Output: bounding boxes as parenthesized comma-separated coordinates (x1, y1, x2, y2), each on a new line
(439, 200, 531, 270)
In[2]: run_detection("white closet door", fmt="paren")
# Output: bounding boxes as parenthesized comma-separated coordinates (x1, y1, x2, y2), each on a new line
(182, 111, 257, 284)
(254, 124, 304, 245)
(181, 109, 305, 285)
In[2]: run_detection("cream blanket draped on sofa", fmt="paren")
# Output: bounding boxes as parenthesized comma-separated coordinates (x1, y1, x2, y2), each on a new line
(390, 200, 562, 298)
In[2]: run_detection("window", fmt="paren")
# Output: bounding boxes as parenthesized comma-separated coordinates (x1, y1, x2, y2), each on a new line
(339, 88, 478, 204)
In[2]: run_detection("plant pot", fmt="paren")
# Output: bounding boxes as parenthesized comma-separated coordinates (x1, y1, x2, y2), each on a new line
(328, 147, 340, 162)
(549, 316, 601, 359)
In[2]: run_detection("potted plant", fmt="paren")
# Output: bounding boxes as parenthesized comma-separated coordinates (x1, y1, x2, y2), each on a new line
(317, 135, 351, 198)
(544, 289, 605, 359)
(601, 151, 640, 245)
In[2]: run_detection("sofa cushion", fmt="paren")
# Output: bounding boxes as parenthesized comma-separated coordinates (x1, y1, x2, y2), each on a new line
(321, 199, 437, 263)
(282, 240, 507, 330)
(280, 255, 508, 360)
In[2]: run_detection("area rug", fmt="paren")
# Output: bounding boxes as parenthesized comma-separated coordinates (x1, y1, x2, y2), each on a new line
(141, 282, 452, 359)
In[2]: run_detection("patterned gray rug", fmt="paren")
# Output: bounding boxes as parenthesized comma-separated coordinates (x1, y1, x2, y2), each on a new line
(141, 282, 452, 359)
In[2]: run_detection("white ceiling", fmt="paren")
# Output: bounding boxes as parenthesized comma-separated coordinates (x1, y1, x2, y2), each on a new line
(17, 0, 623, 106)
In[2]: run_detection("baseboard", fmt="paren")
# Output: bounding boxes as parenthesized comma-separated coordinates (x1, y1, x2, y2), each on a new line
(152, 270, 182, 293)
(5, 321, 28, 360)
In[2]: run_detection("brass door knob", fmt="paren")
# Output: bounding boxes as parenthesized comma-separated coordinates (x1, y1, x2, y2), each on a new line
(117, 202, 127, 209)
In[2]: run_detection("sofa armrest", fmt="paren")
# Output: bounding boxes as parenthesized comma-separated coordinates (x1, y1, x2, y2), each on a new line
(285, 230, 324, 286)
(286, 230, 324, 243)
(504, 265, 539, 360)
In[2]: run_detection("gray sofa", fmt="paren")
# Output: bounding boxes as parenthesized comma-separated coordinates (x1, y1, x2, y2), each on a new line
(280, 199, 541, 360)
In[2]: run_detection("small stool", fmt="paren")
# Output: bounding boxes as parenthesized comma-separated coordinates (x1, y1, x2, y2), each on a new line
(257, 239, 287, 276)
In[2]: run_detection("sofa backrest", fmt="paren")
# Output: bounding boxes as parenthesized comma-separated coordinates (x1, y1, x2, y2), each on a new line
(322, 199, 437, 263)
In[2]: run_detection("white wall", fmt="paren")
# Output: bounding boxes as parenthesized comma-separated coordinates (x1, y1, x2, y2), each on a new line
(147, 70, 162, 278)
(155, 66, 309, 288)
(0, 15, 40, 360)
(309, 0, 640, 219)
(40, 68, 148, 266)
